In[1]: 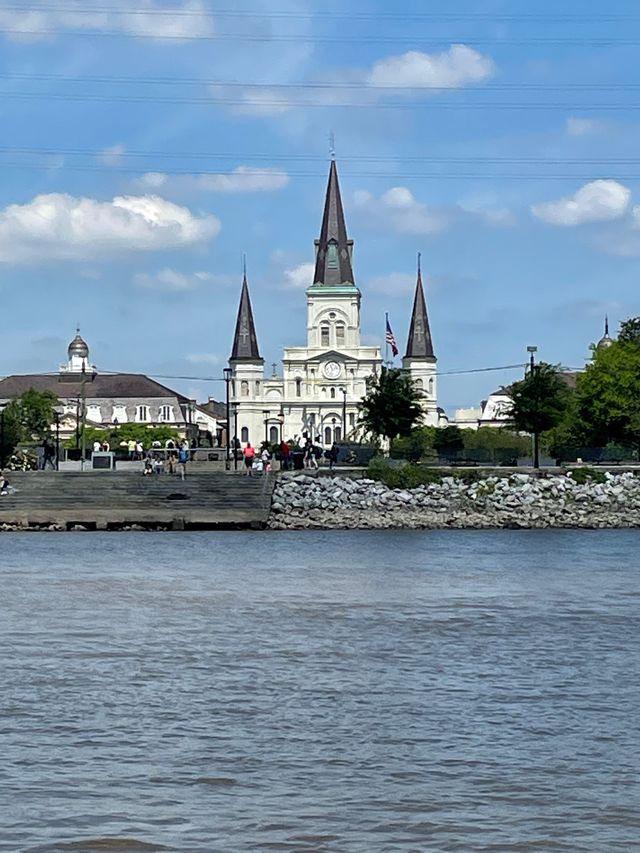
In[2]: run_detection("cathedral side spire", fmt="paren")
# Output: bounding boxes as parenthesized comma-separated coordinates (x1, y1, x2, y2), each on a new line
(312, 159, 355, 288)
(405, 255, 435, 359)
(230, 272, 263, 362)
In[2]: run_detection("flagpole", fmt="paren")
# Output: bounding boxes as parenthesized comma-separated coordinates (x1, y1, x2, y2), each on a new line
(385, 312, 390, 366)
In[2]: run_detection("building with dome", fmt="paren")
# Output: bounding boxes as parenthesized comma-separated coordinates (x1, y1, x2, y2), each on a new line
(0, 329, 219, 443)
(227, 159, 440, 447)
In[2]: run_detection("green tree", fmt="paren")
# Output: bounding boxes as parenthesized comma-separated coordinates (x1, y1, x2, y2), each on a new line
(391, 426, 437, 462)
(0, 389, 59, 466)
(571, 336, 640, 449)
(618, 316, 640, 344)
(461, 427, 531, 464)
(15, 389, 59, 439)
(359, 366, 424, 445)
(507, 363, 571, 467)
(433, 425, 465, 459)
(67, 423, 181, 450)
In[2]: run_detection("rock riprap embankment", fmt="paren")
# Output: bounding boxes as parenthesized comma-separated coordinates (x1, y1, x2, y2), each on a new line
(268, 471, 640, 529)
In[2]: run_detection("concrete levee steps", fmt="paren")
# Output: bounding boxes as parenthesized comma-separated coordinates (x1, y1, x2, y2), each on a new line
(0, 471, 275, 530)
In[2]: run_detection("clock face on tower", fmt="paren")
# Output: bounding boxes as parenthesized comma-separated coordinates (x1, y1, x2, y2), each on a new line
(323, 361, 342, 379)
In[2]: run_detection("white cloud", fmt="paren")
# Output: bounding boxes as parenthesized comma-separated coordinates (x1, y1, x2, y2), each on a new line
(368, 272, 416, 296)
(566, 117, 604, 137)
(284, 262, 315, 289)
(134, 269, 233, 291)
(457, 196, 516, 227)
(531, 180, 631, 226)
(215, 43, 495, 116)
(98, 144, 126, 167)
(354, 187, 450, 235)
(0, 0, 214, 41)
(186, 352, 222, 365)
(0, 193, 219, 264)
(136, 166, 290, 194)
(367, 45, 495, 89)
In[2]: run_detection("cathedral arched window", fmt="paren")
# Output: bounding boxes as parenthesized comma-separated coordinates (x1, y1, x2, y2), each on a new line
(241, 427, 249, 443)
(429, 378, 434, 395)
(320, 324, 330, 347)
(241, 380, 249, 397)
(324, 426, 332, 445)
(330, 387, 336, 399)
(269, 426, 279, 444)
(295, 378, 302, 397)
(335, 426, 342, 442)
(336, 324, 345, 347)
(327, 241, 339, 269)
(415, 379, 424, 390)
(255, 380, 261, 394)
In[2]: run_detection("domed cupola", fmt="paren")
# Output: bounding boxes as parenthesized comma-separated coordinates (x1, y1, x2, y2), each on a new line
(597, 316, 614, 351)
(65, 327, 91, 372)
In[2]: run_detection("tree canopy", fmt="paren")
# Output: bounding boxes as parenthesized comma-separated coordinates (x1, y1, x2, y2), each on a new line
(359, 367, 424, 443)
(0, 389, 59, 464)
(507, 363, 571, 437)
(571, 335, 640, 448)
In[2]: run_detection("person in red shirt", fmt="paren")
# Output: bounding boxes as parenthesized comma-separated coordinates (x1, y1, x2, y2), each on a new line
(242, 442, 255, 476)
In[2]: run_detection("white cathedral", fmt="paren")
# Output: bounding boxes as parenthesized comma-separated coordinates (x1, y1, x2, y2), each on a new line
(228, 160, 440, 447)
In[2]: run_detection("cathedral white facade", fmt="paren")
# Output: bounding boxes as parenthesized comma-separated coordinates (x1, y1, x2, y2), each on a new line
(228, 160, 439, 447)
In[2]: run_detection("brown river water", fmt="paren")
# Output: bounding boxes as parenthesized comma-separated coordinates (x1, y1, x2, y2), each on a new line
(1, 530, 639, 852)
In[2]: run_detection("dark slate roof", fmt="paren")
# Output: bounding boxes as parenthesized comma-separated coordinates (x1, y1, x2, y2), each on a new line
(0, 372, 189, 400)
(405, 265, 435, 359)
(313, 160, 355, 287)
(230, 274, 262, 362)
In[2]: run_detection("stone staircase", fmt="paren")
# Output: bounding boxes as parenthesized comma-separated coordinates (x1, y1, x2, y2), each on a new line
(0, 471, 275, 530)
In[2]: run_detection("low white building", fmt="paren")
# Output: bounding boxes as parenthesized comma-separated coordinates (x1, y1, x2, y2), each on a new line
(0, 331, 219, 443)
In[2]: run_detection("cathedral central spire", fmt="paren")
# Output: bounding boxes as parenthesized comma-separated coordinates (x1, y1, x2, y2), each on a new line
(230, 271, 262, 362)
(312, 160, 355, 288)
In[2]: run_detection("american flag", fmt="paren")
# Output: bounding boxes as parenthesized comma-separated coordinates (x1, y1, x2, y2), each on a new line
(386, 317, 399, 357)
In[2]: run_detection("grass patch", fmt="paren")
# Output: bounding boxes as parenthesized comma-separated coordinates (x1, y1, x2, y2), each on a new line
(367, 458, 495, 489)
(568, 466, 606, 485)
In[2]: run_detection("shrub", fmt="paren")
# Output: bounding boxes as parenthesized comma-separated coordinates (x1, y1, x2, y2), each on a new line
(568, 466, 606, 485)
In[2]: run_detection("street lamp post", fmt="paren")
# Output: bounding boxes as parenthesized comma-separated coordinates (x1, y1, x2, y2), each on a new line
(223, 367, 232, 471)
(53, 408, 63, 471)
(278, 408, 285, 443)
(341, 387, 347, 440)
(262, 409, 270, 445)
(0, 403, 6, 469)
(331, 416, 336, 444)
(232, 403, 239, 471)
(526, 345, 540, 469)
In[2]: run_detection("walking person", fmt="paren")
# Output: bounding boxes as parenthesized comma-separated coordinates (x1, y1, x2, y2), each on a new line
(328, 441, 339, 470)
(242, 442, 255, 476)
(42, 438, 55, 470)
(280, 439, 291, 471)
(177, 442, 189, 481)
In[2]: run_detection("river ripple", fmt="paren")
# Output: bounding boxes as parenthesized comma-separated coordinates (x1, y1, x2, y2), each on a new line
(1, 530, 639, 852)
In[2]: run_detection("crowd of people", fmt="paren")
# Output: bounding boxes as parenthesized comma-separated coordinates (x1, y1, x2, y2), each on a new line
(240, 433, 340, 475)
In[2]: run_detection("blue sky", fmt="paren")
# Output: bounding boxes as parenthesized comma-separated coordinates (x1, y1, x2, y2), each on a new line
(0, 0, 639, 412)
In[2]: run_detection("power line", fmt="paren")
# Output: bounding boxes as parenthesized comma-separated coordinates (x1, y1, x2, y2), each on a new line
(90, 363, 532, 384)
(1, 162, 637, 180)
(0, 90, 636, 109)
(0, 28, 639, 44)
(4, 72, 640, 91)
(6, 146, 640, 166)
(0, 5, 638, 22)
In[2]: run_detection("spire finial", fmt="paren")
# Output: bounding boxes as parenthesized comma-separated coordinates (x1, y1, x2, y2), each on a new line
(242, 253, 247, 279)
(605, 315, 609, 336)
(417, 252, 421, 275)
(329, 131, 336, 161)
